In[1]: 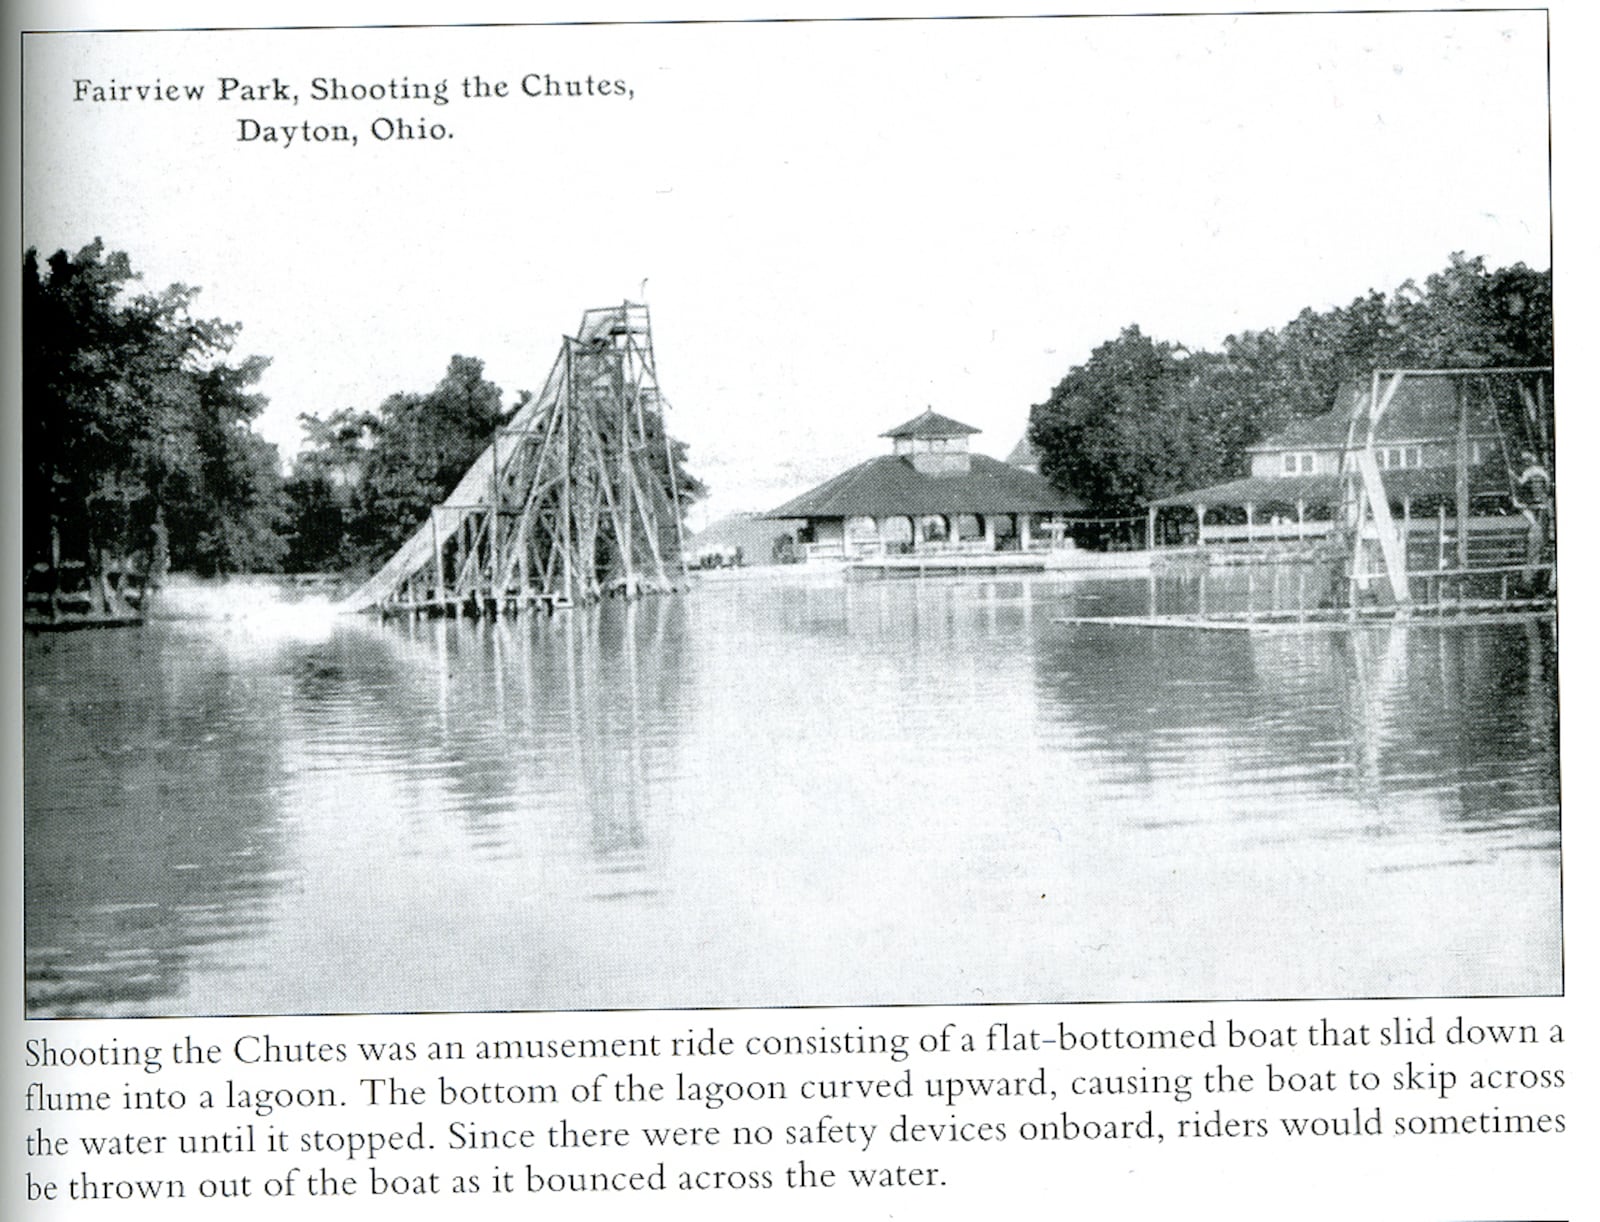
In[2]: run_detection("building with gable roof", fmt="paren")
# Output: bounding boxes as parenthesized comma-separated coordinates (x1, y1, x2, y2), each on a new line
(767, 408, 1085, 560)
(1149, 377, 1533, 551)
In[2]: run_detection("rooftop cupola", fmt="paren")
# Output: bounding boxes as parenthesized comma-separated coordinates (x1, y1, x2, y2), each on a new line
(881, 408, 980, 476)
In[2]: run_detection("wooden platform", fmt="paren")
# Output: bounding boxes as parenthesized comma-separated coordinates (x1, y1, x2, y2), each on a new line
(25, 611, 144, 632)
(851, 549, 1153, 576)
(851, 552, 1050, 575)
(1055, 600, 1556, 634)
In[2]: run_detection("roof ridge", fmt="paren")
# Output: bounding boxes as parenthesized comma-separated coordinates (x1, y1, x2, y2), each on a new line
(881, 407, 982, 439)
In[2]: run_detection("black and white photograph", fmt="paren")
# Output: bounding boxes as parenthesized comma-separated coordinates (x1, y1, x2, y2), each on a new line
(19, 10, 1558, 1021)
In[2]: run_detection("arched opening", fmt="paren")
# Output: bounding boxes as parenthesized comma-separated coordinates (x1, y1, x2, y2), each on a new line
(844, 515, 878, 556)
(991, 514, 1017, 551)
(880, 515, 914, 555)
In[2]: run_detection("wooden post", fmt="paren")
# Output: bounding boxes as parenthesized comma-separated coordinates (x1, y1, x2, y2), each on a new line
(1353, 448, 1409, 603)
(1455, 377, 1471, 571)
(488, 431, 501, 608)
(49, 522, 61, 621)
(1402, 495, 1412, 588)
(559, 339, 575, 606)
(1437, 502, 1448, 603)
(431, 508, 445, 610)
(1146, 505, 1157, 552)
(1195, 503, 1206, 547)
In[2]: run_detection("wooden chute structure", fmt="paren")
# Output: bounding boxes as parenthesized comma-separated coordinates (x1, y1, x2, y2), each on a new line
(343, 302, 688, 615)
(1341, 367, 1553, 609)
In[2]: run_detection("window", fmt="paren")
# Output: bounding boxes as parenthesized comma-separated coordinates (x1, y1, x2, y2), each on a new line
(1406, 446, 1422, 468)
(1281, 452, 1316, 475)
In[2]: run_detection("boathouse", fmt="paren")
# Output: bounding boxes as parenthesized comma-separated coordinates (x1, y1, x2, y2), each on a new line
(766, 409, 1086, 560)
(1148, 377, 1535, 557)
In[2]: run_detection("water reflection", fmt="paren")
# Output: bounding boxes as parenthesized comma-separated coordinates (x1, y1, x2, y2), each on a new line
(24, 570, 1560, 1015)
(25, 625, 295, 1014)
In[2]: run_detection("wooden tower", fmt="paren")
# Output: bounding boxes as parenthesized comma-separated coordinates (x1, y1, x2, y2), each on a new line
(344, 302, 688, 615)
(1340, 367, 1553, 610)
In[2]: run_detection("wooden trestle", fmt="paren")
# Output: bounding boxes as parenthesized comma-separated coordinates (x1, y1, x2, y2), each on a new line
(1342, 367, 1553, 610)
(343, 302, 689, 616)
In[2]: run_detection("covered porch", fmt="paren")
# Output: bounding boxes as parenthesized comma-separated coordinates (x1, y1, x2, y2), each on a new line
(793, 511, 1081, 562)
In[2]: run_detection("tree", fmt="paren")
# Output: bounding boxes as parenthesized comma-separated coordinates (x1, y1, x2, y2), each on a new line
(282, 408, 373, 572)
(291, 357, 706, 574)
(359, 355, 511, 560)
(24, 240, 286, 602)
(1028, 255, 1553, 516)
(1028, 326, 1236, 515)
(291, 357, 515, 572)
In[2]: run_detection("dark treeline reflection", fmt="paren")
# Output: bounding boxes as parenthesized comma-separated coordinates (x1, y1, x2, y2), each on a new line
(25, 599, 694, 1016)
(25, 626, 293, 1014)
(1033, 601, 1558, 844)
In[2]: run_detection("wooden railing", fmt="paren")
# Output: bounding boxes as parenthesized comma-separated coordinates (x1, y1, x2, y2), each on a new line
(1199, 521, 1337, 542)
(805, 538, 1058, 561)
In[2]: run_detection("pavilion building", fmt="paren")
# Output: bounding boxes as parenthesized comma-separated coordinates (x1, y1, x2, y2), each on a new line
(766, 409, 1086, 561)
(1148, 377, 1536, 559)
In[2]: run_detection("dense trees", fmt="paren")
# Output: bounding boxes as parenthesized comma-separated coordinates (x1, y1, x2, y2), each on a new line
(28, 239, 1542, 585)
(287, 358, 707, 575)
(285, 357, 521, 573)
(25, 241, 706, 586)
(24, 240, 287, 593)
(1028, 254, 1553, 516)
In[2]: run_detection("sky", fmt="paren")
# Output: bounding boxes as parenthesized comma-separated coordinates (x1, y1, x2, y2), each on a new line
(20, 10, 1552, 527)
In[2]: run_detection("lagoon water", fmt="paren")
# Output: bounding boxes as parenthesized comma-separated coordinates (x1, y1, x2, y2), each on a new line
(24, 569, 1560, 1017)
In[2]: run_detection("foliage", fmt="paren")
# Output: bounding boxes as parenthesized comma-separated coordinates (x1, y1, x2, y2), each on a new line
(1028, 254, 1553, 515)
(23, 240, 287, 580)
(290, 358, 707, 574)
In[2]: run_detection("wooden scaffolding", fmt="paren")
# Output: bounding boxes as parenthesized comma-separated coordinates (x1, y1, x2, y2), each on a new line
(344, 302, 689, 616)
(1342, 366, 1553, 612)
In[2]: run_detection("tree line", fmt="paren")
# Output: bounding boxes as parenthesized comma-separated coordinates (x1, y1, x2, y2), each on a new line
(24, 240, 705, 588)
(1027, 254, 1553, 516)
(26, 242, 1549, 587)
(24, 240, 288, 587)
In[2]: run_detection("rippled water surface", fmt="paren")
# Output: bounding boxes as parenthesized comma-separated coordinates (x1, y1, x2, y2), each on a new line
(24, 571, 1561, 1016)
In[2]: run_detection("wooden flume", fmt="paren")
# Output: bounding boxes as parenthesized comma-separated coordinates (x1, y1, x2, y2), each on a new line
(343, 302, 688, 616)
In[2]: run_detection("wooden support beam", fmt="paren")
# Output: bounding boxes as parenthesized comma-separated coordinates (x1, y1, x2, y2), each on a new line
(1455, 377, 1471, 571)
(1353, 448, 1410, 603)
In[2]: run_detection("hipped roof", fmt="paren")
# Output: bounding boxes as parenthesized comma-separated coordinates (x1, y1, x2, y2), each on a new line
(768, 454, 1085, 519)
(880, 409, 981, 439)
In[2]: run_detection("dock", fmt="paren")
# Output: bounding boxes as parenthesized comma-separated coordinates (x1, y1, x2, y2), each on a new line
(851, 552, 1052, 575)
(850, 548, 1153, 576)
(1056, 598, 1555, 634)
